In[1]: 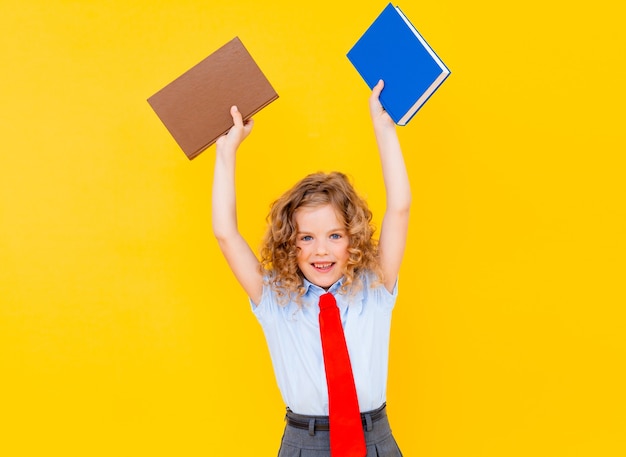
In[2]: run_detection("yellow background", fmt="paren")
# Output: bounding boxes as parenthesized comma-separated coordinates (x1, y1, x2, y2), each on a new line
(1, 0, 625, 455)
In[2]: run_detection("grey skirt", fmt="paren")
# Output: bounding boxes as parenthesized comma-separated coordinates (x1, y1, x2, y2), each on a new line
(278, 403, 403, 457)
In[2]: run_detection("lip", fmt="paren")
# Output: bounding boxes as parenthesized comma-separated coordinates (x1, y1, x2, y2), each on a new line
(311, 262, 335, 273)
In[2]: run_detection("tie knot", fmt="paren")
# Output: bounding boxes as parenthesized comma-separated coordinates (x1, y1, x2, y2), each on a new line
(318, 292, 337, 310)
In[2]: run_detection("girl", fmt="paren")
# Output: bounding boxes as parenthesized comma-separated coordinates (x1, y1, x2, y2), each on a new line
(212, 80, 411, 456)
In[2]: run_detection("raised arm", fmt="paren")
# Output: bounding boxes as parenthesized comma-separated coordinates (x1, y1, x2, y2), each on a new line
(212, 106, 264, 305)
(369, 80, 412, 292)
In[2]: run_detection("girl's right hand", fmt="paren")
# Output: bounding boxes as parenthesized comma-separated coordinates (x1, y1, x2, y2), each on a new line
(216, 105, 254, 151)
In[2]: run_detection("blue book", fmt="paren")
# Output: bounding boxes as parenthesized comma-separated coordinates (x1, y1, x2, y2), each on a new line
(347, 3, 450, 125)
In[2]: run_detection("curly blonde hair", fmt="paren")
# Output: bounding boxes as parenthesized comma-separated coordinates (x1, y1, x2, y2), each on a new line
(260, 172, 381, 302)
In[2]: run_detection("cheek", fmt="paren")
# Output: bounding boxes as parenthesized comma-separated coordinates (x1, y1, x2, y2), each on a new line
(337, 243, 351, 261)
(295, 245, 307, 262)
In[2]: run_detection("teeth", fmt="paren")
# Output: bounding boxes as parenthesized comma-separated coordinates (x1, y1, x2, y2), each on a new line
(313, 263, 332, 269)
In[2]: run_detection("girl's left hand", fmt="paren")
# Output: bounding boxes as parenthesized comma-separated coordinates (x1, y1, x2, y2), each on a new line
(369, 80, 395, 129)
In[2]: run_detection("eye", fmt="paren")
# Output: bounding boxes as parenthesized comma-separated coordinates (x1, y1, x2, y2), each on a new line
(330, 233, 342, 240)
(300, 235, 313, 242)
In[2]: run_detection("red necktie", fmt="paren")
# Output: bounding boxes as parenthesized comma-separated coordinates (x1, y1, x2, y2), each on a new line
(318, 292, 367, 457)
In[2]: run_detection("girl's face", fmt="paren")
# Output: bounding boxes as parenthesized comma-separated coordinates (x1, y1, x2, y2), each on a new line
(294, 204, 350, 290)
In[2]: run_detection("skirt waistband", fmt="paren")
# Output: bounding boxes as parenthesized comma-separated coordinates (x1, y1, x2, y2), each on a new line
(285, 403, 387, 433)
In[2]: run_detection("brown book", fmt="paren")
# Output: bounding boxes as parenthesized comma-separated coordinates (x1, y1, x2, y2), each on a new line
(147, 37, 278, 160)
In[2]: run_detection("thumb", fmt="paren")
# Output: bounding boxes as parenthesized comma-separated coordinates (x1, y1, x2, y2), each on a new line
(231, 105, 243, 127)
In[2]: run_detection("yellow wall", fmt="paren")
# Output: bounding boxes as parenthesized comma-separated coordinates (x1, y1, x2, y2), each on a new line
(2, 1, 625, 455)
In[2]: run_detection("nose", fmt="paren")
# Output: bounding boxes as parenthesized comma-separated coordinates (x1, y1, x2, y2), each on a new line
(314, 239, 329, 255)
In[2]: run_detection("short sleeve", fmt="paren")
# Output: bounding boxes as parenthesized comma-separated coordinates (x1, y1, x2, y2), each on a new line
(250, 279, 278, 324)
(358, 274, 398, 313)
(379, 276, 398, 310)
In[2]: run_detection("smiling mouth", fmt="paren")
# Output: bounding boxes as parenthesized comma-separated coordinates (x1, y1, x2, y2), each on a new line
(312, 262, 334, 271)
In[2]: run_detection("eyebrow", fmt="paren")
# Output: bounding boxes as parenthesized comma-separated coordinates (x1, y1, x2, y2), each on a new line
(296, 227, 346, 235)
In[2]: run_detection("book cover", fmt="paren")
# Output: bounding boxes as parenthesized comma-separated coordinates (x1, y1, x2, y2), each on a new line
(347, 3, 450, 125)
(147, 37, 278, 160)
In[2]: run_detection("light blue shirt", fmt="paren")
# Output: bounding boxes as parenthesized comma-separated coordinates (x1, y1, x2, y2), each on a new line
(251, 273, 398, 415)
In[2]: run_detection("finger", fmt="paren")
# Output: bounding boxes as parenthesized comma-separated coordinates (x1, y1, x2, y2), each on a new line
(231, 105, 243, 127)
(369, 80, 384, 109)
(372, 79, 384, 96)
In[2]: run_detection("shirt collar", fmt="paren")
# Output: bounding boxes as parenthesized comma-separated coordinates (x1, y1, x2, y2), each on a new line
(302, 276, 345, 296)
(301, 276, 364, 314)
